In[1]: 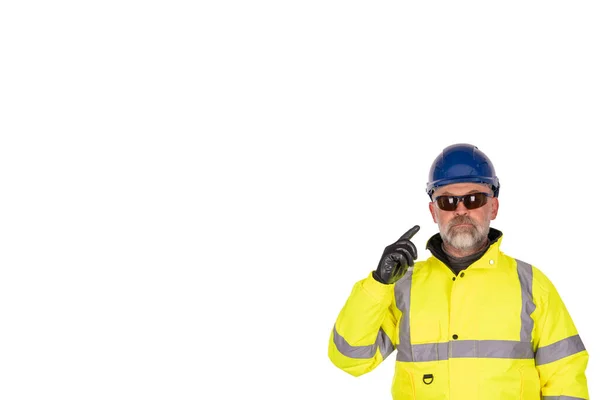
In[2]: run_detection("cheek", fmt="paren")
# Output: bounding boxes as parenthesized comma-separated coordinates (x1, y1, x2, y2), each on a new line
(435, 210, 451, 225)
(472, 208, 492, 222)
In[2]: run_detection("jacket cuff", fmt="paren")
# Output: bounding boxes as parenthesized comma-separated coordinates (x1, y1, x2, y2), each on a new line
(361, 271, 395, 302)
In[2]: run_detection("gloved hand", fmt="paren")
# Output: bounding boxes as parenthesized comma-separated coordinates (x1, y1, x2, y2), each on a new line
(373, 225, 420, 285)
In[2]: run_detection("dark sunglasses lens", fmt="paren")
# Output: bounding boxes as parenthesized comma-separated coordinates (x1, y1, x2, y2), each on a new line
(436, 196, 457, 211)
(436, 193, 490, 211)
(463, 193, 489, 209)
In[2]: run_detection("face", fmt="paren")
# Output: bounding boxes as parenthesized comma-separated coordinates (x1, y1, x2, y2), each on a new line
(428, 182, 499, 253)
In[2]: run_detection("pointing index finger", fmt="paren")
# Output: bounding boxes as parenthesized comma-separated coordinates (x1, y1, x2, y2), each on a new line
(397, 225, 420, 242)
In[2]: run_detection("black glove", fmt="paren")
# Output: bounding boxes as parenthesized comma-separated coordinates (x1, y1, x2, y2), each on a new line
(373, 225, 420, 285)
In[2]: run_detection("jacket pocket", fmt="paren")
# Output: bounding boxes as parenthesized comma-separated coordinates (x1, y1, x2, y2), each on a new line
(519, 364, 541, 400)
(478, 364, 523, 399)
(479, 362, 540, 400)
(392, 362, 447, 400)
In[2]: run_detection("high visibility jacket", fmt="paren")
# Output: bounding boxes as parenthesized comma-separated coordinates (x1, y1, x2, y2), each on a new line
(328, 234, 589, 399)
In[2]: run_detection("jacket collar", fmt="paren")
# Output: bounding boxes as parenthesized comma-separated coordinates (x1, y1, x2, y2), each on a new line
(426, 227, 504, 269)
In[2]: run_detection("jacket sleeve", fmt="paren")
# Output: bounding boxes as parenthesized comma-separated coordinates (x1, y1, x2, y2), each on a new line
(532, 267, 589, 400)
(328, 272, 399, 377)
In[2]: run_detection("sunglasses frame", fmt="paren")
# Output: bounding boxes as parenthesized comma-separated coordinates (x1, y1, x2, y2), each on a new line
(433, 192, 493, 211)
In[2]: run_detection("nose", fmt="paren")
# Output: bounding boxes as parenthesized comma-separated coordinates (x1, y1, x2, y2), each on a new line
(454, 200, 469, 215)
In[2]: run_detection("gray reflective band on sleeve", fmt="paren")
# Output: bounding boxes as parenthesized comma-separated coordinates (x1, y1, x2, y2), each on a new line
(332, 325, 394, 359)
(536, 335, 586, 366)
(379, 330, 395, 358)
(542, 396, 587, 400)
(394, 268, 414, 362)
(399, 340, 534, 362)
(516, 259, 536, 343)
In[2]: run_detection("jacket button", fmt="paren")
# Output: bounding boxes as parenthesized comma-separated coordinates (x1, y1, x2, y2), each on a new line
(460, 272, 465, 277)
(452, 277, 456, 281)
(489, 259, 494, 265)
(452, 334, 458, 340)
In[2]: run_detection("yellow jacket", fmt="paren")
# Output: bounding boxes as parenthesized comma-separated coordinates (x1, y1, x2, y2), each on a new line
(328, 233, 589, 399)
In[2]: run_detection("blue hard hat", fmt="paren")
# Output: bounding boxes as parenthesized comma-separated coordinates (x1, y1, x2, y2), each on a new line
(426, 143, 500, 199)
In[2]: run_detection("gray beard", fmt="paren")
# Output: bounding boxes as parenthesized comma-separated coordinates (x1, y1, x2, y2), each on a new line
(440, 215, 490, 253)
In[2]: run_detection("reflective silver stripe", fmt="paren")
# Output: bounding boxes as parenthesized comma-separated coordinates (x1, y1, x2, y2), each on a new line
(536, 335, 586, 366)
(394, 267, 414, 362)
(332, 325, 394, 359)
(542, 396, 587, 400)
(412, 342, 449, 362)
(451, 340, 534, 359)
(379, 328, 395, 359)
(400, 340, 533, 362)
(516, 259, 536, 343)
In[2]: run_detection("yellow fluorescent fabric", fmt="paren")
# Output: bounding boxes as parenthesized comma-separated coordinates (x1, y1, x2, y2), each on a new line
(328, 236, 589, 399)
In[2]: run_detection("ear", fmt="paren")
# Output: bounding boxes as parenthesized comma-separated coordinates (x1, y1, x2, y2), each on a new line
(490, 198, 499, 220)
(429, 202, 438, 223)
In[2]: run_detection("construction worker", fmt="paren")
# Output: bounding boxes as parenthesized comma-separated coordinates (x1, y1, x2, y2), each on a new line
(328, 143, 589, 399)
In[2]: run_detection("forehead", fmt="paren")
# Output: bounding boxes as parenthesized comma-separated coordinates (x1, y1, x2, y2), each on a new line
(433, 182, 492, 196)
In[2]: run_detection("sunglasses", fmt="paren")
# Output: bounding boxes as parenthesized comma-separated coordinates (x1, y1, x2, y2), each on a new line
(433, 192, 493, 211)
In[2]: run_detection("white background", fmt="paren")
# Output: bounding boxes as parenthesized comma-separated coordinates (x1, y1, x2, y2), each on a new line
(1, 1, 598, 399)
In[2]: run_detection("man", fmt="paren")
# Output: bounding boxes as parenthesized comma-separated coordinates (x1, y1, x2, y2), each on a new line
(328, 143, 589, 399)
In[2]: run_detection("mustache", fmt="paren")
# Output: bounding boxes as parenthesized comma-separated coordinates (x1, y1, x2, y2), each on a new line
(448, 215, 477, 228)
